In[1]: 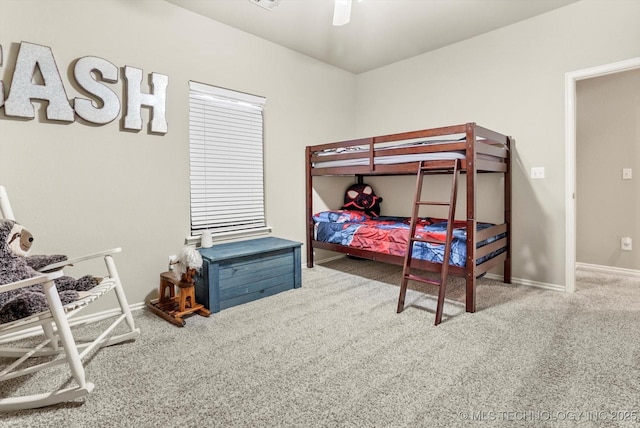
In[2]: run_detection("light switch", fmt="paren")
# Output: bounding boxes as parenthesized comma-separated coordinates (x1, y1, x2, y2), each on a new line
(622, 168, 632, 180)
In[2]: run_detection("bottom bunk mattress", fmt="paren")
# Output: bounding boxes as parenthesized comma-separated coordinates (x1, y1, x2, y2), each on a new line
(313, 210, 505, 267)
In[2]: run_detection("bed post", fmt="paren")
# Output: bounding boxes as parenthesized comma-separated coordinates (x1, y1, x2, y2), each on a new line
(305, 146, 315, 268)
(465, 123, 477, 313)
(504, 136, 513, 284)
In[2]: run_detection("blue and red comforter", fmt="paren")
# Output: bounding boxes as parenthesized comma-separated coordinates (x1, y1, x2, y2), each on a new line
(313, 210, 503, 267)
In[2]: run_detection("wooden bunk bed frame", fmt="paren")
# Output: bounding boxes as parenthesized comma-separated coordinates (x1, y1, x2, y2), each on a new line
(305, 122, 512, 314)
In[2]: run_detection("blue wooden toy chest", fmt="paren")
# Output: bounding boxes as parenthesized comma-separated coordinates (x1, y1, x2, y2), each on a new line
(195, 237, 302, 313)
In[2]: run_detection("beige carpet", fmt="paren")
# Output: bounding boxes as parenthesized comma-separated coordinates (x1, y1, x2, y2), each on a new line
(2, 258, 639, 427)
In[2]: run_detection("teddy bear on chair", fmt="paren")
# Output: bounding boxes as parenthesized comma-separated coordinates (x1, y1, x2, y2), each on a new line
(0, 219, 100, 324)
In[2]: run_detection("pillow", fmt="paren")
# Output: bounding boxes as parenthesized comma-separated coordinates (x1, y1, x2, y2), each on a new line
(341, 183, 382, 217)
(313, 210, 370, 223)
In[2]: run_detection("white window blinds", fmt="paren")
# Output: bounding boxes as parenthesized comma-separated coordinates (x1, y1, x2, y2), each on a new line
(189, 81, 267, 237)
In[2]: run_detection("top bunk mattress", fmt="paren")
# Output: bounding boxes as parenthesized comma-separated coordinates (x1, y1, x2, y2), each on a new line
(312, 135, 468, 168)
(308, 123, 510, 173)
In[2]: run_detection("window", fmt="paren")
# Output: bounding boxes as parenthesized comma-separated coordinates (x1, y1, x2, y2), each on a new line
(189, 81, 268, 239)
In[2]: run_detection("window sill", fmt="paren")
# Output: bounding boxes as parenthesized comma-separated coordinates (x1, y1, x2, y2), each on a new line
(185, 226, 273, 247)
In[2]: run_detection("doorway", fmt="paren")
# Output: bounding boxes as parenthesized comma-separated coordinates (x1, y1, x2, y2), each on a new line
(565, 57, 640, 292)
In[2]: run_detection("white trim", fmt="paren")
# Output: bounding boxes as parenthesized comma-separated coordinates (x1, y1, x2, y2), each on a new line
(484, 273, 564, 292)
(188, 81, 265, 106)
(0, 302, 145, 343)
(185, 226, 272, 246)
(313, 256, 566, 292)
(314, 254, 350, 265)
(576, 262, 640, 279)
(564, 57, 640, 294)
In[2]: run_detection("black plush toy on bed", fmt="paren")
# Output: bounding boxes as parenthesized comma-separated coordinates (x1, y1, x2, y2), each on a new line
(341, 183, 383, 217)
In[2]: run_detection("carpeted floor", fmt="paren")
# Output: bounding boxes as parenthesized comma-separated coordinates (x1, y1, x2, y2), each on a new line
(2, 258, 639, 427)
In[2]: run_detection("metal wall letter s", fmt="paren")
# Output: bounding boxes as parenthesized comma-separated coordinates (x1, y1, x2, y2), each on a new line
(73, 56, 120, 124)
(123, 66, 168, 134)
(4, 42, 74, 121)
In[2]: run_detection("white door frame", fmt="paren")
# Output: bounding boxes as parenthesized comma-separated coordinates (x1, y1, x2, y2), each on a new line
(565, 57, 640, 292)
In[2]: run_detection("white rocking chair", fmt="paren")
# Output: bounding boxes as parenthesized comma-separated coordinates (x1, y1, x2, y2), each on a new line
(0, 185, 140, 411)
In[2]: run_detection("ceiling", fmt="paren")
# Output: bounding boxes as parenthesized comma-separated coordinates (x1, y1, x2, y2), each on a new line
(165, 0, 581, 74)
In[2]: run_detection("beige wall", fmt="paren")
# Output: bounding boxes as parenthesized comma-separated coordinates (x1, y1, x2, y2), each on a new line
(1, 0, 639, 309)
(0, 0, 356, 310)
(353, 0, 640, 287)
(576, 69, 640, 269)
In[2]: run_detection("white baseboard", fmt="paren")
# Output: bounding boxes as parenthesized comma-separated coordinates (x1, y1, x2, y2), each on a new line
(312, 254, 348, 265)
(576, 262, 640, 278)
(484, 273, 565, 292)
(0, 303, 146, 343)
(311, 255, 567, 292)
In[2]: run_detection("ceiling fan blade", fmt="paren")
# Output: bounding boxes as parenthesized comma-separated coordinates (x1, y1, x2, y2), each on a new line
(333, 0, 352, 26)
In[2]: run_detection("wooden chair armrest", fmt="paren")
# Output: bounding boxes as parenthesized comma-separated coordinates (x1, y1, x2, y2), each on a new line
(39, 248, 123, 272)
(0, 271, 64, 293)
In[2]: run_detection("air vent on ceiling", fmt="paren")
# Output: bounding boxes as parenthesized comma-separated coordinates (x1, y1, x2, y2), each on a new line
(248, 0, 282, 11)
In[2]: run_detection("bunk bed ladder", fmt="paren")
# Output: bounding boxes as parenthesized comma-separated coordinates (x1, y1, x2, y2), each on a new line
(397, 159, 460, 326)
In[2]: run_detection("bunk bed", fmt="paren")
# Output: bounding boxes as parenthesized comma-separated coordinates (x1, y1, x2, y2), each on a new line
(305, 122, 512, 316)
